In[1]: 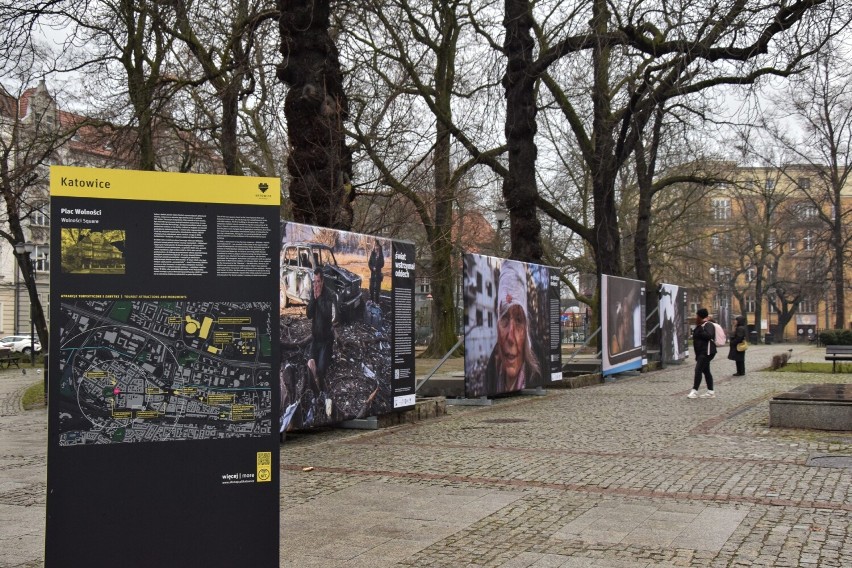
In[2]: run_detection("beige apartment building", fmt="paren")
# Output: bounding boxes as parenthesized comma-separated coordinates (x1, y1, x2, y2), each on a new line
(687, 164, 852, 341)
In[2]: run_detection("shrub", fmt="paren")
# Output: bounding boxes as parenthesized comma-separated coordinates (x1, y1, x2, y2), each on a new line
(819, 329, 852, 345)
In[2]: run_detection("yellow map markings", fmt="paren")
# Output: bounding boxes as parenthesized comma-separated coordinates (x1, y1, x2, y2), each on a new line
(213, 331, 232, 345)
(184, 315, 201, 335)
(207, 393, 235, 405)
(217, 317, 251, 325)
(230, 405, 255, 421)
(199, 317, 213, 339)
(136, 410, 161, 419)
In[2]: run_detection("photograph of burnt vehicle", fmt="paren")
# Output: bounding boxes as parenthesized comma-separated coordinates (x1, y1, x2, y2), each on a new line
(280, 242, 363, 322)
(279, 222, 404, 432)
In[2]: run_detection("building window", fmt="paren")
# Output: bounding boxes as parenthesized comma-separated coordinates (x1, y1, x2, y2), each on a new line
(768, 299, 777, 313)
(711, 235, 721, 250)
(799, 177, 811, 190)
(746, 267, 756, 282)
(690, 301, 700, 315)
(765, 178, 775, 190)
(799, 299, 815, 313)
(789, 237, 797, 252)
(31, 207, 50, 227)
(802, 205, 818, 220)
(33, 245, 49, 272)
(803, 231, 815, 251)
(745, 294, 756, 313)
(767, 235, 777, 251)
(711, 198, 731, 220)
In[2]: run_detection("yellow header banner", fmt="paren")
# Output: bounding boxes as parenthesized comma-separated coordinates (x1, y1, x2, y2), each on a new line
(50, 166, 280, 206)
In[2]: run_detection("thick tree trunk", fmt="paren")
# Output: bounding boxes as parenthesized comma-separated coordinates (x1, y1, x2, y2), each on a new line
(502, 0, 542, 263)
(278, 0, 353, 229)
(424, 97, 459, 356)
(221, 86, 240, 175)
(127, 71, 156, 171)
(590, 0, 621, 279)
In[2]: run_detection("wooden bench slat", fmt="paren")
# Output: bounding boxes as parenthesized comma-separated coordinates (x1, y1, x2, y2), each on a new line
(824, 345, 852, 373)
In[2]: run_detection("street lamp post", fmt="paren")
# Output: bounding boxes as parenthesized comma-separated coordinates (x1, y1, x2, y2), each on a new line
(14, 241, 36, 366)
(709, 266, 731, 329)
(494, 205, 508, 255)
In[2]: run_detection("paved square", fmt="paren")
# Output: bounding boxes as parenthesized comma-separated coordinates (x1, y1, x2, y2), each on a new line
(554, 501, 748, 552)
(282, 481, 523, 566)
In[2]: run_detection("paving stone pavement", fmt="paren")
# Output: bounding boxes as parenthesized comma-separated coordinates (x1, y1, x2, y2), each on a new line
(2, 344, 851, 567)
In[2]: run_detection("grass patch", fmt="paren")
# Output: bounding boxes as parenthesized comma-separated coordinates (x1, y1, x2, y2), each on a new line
(773, 362, 852, 373)
(21, 379, 45, 409)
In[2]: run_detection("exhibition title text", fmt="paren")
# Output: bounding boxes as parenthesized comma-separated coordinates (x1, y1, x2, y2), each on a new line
(394, 250, 415, 278)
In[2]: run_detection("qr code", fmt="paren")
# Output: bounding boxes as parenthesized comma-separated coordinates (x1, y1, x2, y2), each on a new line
(257, 452, 272, 466)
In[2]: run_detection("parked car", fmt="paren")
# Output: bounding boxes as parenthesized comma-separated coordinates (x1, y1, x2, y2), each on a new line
(280, 242, 363, 322)
(0, 335, 42, 355)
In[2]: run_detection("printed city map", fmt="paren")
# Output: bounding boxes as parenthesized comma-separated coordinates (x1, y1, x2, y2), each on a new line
(57, 299, 274, 445)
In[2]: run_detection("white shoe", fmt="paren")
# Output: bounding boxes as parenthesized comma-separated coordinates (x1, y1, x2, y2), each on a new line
(700, 390, 716, 398)
(687, 390, 698, 399)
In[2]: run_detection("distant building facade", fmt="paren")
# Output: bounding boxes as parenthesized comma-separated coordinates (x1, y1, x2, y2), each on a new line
(0, 80, 219, 337)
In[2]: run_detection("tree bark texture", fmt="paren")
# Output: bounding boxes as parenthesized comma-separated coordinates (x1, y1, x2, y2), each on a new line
(502, 0, 543, 263)
(278, 0, 353, 229)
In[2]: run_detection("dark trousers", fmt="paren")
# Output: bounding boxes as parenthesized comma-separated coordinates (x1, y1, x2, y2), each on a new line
(311, 339, 333, 391)
(736, 360, 745, 375)
(693, 353, 716, 391)
(369, 275, 382, 303)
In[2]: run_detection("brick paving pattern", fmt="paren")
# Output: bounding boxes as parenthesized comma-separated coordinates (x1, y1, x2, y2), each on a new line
(1, 344, 851, 566)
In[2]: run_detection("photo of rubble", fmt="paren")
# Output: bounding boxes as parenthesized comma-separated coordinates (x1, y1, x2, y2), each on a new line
(279, 222, 397, 431)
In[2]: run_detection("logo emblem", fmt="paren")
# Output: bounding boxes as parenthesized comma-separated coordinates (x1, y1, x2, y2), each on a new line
(258, 183, 269, 193)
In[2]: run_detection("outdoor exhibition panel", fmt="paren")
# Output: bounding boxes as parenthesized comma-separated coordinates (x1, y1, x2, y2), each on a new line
(279, 222, 415, 430)
(659, 283, 689, 364)
(463, 253, 562, 398)
(46, 166, 280, 567)
(601, 274, 646, 376)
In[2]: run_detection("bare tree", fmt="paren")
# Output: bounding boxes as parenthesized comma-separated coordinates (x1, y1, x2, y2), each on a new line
(509, 0, 848, 279)
(0, 77, 84, 349)
(167, 0, 278, 175)
(763, 49, 852, 329)
(343, 0, 505, 356)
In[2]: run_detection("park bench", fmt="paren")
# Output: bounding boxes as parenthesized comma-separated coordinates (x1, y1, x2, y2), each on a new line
(0, 350, 22, 369)
(824, 345, 852, 373)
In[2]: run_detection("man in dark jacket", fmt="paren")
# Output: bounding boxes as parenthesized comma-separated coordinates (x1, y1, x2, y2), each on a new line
(689, 308, 717, 398)
(307, 268, 335, 394)
(368, 239, 384, 304)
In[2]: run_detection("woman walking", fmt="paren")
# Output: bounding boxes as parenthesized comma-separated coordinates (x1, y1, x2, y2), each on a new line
(728, 315, 747, 376)
(688, 308, 716, 398)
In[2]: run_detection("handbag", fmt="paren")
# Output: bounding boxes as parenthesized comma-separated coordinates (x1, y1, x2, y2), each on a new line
(736, 340, 749, 352)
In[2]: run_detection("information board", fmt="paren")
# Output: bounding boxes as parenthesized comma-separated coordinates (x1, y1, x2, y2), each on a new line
(45, 166, 280, 567)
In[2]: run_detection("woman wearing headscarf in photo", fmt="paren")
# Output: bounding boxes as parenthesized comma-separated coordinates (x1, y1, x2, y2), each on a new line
(485, 261, 541, 395)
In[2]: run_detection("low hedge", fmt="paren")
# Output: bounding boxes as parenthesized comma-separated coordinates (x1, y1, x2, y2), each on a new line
(818, 329, 852, 345)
